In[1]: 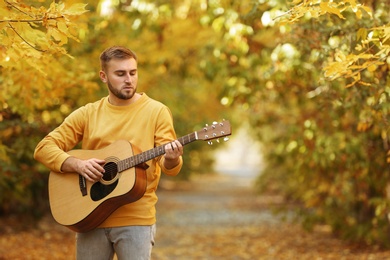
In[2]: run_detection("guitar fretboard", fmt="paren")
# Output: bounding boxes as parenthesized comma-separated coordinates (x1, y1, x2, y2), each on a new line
(117, 132, 197, 172)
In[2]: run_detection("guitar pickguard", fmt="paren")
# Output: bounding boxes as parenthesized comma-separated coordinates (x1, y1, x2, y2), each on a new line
(90, 180, 119, 201)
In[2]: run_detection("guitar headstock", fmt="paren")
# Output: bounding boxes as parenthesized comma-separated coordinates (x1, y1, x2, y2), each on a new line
(196, 120, 232, 144)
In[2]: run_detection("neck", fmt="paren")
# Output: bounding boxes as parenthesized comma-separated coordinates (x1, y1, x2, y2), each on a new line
(108, 93, 141, 106)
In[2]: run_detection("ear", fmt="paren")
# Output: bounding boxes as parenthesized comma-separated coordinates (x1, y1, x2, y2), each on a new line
(99, 70, 107, 83)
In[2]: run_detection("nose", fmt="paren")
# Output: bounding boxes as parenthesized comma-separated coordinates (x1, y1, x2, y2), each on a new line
(124, 73, 132, 83)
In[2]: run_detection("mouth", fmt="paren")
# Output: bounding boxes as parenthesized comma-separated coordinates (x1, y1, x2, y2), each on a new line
(122, 86, 133, 91)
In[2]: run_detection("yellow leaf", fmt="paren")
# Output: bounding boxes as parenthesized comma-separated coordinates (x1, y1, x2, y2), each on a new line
(49, 28, 68, 45)
(347, 79, 358, 88)
(356, 9, 362, 19)
(357, 53, 374, 60)
(352, 72, 361, 81)
(359, 5, 372, 18)
(57, 21, 68, 35)
(319, 2, 345, 19)
(335, 52, 346, 62)
(291, 0, 303, 4)
(356, 28, 367, 41)
(376, 46, 390, 56)
(49, 1, 57, 12)
(347, 0, 358, 9)
(367, 64, 377, 72)
(358, 81, 371, 86)
(63, 3, 89, 16)
(382, 26, 390, 43)
(0, 21, 7, 31)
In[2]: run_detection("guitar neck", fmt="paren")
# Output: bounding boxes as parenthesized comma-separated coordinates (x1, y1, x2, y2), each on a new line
(117, 132, 197, 172)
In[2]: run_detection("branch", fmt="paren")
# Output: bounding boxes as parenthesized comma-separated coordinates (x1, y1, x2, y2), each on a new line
(272, 3, 303, 21)
(1, 1, 65, 24)
(0, 19, 43, 23)
(7, 22, 46, 52)
(5, 0, 34, 18)
(0, 15, 65, 24)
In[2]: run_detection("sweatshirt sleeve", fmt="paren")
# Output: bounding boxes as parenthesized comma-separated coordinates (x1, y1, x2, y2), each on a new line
(154, 106, 183, 176)
(34, 107, 86, 172)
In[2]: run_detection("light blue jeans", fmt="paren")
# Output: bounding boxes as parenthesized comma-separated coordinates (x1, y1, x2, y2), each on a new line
(76, 225, 156, 260)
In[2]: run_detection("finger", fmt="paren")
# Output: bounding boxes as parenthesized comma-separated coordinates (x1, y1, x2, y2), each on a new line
(171, 140, 182, 149)
(83, 164, 102, 180)
(175, 141, 183, 151)
(90, 159, 106, 171)
(172, 141, 183, 154)
(91, 162, 105, 174)
(82, 171, 95, 182)
(90, 171, 102, 182)
(165, 143, 173, 152)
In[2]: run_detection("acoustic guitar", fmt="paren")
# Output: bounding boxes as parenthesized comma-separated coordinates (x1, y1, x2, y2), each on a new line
(48, 120, 231, 233)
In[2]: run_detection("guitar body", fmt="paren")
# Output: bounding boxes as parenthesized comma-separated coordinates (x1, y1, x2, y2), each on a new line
(48, 140, 147, 233)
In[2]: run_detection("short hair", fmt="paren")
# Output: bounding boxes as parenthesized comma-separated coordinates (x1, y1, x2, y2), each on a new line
(99, 46, 138, 71)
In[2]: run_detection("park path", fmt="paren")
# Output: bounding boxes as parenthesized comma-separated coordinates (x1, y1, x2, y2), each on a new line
(152, 173, 389, 260)
(0, 172, 389, 259)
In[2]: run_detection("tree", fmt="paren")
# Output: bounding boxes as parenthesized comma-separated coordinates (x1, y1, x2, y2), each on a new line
(214, 0, 390, 246)
(0, 0, 97, 215)
(0, 0, 229, 216)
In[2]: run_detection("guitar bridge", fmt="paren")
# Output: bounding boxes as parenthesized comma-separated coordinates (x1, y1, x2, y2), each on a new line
(79, 175, 88, 196)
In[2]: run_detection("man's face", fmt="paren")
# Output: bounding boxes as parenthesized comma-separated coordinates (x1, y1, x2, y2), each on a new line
(100, 58, 138, 101)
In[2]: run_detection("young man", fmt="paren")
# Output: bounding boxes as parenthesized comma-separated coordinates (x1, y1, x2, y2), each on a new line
(34, 46, 183, 259)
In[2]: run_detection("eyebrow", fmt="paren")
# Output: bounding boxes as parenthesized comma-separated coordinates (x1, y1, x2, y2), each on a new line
(114, 69, 137, 73)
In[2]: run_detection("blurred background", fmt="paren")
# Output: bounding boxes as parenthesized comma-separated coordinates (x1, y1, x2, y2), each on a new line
(1, 0, 390, 248)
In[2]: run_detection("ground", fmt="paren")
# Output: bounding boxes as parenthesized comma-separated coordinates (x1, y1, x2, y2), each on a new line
(1, 173, 389, 259)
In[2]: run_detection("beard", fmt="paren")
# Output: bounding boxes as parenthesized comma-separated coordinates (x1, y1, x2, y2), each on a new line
(107, 79, 136, 100)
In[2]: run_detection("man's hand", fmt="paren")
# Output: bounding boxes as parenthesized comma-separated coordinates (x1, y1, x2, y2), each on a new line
(164, 140, 183, 169)
(62, 157, 105, 182)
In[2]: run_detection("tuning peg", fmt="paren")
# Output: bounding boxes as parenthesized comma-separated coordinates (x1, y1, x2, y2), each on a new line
(223, 137, 229, 142)
(216, 139, 220, 143)
(208, 141, 213, 145)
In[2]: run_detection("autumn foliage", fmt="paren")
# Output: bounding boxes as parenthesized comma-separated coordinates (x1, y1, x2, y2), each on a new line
(1, 0, 390, 248)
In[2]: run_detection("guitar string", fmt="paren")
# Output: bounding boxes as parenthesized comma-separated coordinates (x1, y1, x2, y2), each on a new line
(96, 134, 195, 176)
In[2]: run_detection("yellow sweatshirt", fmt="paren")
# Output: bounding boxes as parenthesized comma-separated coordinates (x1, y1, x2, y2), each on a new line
(34, 93, 182, 228)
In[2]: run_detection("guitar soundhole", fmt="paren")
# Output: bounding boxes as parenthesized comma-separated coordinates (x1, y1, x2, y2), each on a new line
(103, 162, 118, 181)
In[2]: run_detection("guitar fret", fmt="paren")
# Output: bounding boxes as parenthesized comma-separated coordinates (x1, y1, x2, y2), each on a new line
(118, 161, 122, 172)
(119, 137, 192, 172)
(117, 123, 230, 172)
